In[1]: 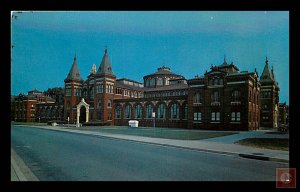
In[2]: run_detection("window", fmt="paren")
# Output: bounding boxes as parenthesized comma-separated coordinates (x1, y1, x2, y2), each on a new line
(135, 104, 142, 119)
(170, 103, 179, 119)
(231, 112, 240, 122)
(125, 105, 132, 119)
(65, 89, 71, 96)
(157, 103, 166, 119)
(211, 91, 219, 102)
(157, 78, 163, 86)
(75, 89, 81, 96)
(214, 79, 218, 85)
(115, 106, 121, 119)
(90, 87, 94, 99)
(232, 90, 241, 102)
(98, 99, 102, 111)
(193, 93, 201, 103)
(146, 104, 153, 118)
(146, 79, 150, 87)
(96, 84, 104, 93)
(165, 78, 170, 85)
(194, 112, 201, 121)
(219, 79, 223, 85)
(150, 78, 156, 87)
(209, 79, 213, 85)
(211, 112, 220, 121)
(107, 99, 112, 108)
(106, 84, 114, 93)
(183, 104, 188, 119)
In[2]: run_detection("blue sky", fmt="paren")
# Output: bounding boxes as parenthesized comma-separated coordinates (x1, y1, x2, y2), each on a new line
(11, 11, 289, 104)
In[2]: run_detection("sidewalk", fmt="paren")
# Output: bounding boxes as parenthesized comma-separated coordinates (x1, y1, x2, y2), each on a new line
(11, 148, 39, 181)
(14, 124, 289, 164)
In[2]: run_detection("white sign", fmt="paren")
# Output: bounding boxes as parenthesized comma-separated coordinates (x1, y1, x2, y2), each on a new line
(152, 112, 155, 118)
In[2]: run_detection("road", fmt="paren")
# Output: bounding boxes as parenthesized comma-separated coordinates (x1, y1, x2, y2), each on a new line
(11, 125, 288, 181)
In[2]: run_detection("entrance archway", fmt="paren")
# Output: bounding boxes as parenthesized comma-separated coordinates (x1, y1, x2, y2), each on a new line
(76, 98, 90, 127)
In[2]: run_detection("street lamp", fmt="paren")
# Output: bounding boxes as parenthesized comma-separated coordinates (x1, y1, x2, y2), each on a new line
(67, 116, 69, 127)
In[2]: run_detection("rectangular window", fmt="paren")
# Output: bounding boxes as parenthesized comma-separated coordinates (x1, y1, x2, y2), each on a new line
(231, 112, 235, 121)
(211, 112, 215, 121)
(65, 89, 71, 96)
(194, 112, 201, 121)
(216, 112, 220, 121)
(236, 112, 241, 121)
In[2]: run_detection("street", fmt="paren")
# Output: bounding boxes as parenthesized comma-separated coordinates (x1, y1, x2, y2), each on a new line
(11, 125, 288, 181)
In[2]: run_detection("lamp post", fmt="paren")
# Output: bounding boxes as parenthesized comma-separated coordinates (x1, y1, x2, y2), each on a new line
(67, 116, 69, 127)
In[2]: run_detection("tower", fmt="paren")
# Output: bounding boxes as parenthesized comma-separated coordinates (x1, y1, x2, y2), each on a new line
(93, 48, 116, 124)
(259, 57, 280, 128)
(64, 54, 83, 123)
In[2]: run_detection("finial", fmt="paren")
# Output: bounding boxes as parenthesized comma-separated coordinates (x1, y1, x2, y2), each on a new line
(224, 54, 226, 63)
(74, 52, 76, 60)
(266, 56, 268, 64)
(104, 46, 108, 54)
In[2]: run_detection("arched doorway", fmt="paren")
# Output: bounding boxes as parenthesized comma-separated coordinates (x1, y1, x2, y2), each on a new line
(76, 98, 90, 127)
(80, 106, 86, 123)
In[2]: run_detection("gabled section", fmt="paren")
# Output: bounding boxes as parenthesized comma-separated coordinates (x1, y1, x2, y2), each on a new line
(65, 54, 82, 82)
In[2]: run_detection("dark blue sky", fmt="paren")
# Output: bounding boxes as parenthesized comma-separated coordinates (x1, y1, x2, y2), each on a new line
(11, 11, 289, 104)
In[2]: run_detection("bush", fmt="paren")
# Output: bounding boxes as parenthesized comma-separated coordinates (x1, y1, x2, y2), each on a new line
(82, 121, 111, 126)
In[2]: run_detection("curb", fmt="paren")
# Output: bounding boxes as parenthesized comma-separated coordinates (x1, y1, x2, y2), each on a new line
(13, 124, 289, 164)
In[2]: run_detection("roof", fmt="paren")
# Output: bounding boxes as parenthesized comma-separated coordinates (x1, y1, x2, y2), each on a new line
(144, 66, 182, 78)
(260, 57, 275, 83)
(97, 48, 114, 75)
(65, 55, 82, 81)
(117, 78, 143, 85)
(116, 81, 145, 92)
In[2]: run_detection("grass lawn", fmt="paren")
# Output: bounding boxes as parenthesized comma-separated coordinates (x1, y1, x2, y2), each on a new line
(68, 127, 237, 140)
(235, 138, 289, 151)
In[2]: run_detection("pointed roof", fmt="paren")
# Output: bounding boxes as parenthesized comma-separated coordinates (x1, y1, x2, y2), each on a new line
(65, 54, 82, 82)
(260, 57, 275, 83)
(97, 48, 114, 75)
(219, 55, 228, 67)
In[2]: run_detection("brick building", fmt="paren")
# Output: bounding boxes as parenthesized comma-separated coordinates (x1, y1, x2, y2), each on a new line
(63, 49, 262, 130)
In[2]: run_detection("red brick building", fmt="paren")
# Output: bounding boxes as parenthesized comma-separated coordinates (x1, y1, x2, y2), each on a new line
(63, 49, 262, 130)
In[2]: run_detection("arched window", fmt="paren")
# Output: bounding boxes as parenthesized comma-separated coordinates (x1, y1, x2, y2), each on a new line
(146, 104, 153, 118)
(107, 99, 112, 108)
(193, 93, 201, 103)
(135, 104, 142, 119)
(98, 99, 102, 111)
(157, 103, 166, 119)
(170, 103, 179, 119)
(125, 105, 132, 119)
(183, 104, 188, 119)
(115, 106, 122, 119)
(232, 90, 241, 101)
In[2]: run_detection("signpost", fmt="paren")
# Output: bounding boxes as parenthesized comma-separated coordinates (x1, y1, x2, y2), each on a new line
(152, 112, 155, 128)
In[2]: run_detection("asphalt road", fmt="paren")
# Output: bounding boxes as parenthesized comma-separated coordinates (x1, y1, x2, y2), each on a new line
(11, 125, 288, 181)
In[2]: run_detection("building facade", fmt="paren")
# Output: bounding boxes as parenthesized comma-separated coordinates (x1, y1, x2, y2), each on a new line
(62, 49, 262, 130)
